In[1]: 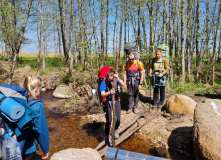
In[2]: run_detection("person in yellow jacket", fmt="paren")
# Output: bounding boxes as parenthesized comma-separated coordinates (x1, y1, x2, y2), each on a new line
(123, 51, 144, 114)
(149, 48, 169, 109)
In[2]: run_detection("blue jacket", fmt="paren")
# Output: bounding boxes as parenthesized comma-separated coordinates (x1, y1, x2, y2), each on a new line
(23, 101, 49, 155)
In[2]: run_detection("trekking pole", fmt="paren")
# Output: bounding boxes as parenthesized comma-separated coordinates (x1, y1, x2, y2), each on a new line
(110, 50, 119, 148)
(149, 77, 152, 109)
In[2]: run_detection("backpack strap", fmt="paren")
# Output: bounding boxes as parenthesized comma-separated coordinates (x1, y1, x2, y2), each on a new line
(126, 60, 129, 76)
(28, 100, 42, 106)
(137, 59, 140, 78)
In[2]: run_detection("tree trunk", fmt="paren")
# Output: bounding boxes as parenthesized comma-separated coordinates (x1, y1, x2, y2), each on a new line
(113, 0, 119, 58)
(212, 0, 221, 86)
(138, 3, 141, 52)
(129, 3, 138, 46)
(8, 0, 34, 83)
(118, 1, 124, 59)
(69, 0, 74, 76)
(58, 0, 69, 65)
(169, 0, 173, 83)
(83, 0, 88, 70)
(162, 0, 167, 44)
(105, 0, 109, 61)
(38, 0, 46, 71)
(147, 0, 154, 54)
(186, 0, 193, 82)
(195, 0, 200, 80)
(141, 11, 148, 54)
(100, 0, 105, 67)
(180, 0, 185, 83)
(5, 44, 11, 61)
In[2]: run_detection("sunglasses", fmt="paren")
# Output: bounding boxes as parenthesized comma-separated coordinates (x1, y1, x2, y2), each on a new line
(129, 58, 135, 61)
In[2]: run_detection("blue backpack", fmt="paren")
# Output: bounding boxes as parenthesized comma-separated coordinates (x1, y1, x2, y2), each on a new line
(0, 84, 39, 155)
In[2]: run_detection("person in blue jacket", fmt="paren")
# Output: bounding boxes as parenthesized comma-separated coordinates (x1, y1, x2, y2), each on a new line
(22, 75, 49, 160)
(100, 70, 125, 146)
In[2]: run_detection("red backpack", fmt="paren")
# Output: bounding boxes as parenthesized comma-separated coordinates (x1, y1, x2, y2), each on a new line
(98, 66, 114, 103)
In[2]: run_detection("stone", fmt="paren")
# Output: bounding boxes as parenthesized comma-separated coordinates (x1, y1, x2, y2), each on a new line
(75, 84, 92, 97)
(43, 76, 61, 90)
(165, 94, 196, 114)
(193, 99, 221, 160)
(50, 148, 102, 160)
(52, 85, 72, 99)
(154, 141, 167, 157)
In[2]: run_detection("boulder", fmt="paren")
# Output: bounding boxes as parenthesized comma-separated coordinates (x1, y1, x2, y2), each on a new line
(50, 148, 102, 160)
(193, 99, 221, 160)
(75, 84, 92, 97)
(165, 94, 196, 114)
(43, 76, 61, 90)
(52, 85, 72, 99)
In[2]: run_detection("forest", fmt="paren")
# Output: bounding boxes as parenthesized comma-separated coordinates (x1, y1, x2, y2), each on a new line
(0, 0, 220, 88)
(0, 0, 221, 159)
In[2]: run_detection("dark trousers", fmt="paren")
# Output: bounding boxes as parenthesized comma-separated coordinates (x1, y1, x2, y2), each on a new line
(22, 152, 36, 160)
(103, 101, 121, 136)
(127, 79, 139, 109)
(153, 86, 165, 106)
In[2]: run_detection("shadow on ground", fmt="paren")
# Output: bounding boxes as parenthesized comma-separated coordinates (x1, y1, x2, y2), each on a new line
(168, 126, 195, 160)
(81, 121, 105, 143)
(194, 93, 221, 100)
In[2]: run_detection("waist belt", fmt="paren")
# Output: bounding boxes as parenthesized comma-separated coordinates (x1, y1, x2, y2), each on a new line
(154, 70, 164, 73)
(108, 97, 120, 102)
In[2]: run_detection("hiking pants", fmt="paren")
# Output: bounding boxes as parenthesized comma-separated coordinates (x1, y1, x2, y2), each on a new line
(103, 101, 121, 136)
(127, 79, 139, 109)
(153, 86, 165, 106)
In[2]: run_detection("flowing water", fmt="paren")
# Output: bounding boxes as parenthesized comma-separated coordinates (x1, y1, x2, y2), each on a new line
(39, 90, 154, 159)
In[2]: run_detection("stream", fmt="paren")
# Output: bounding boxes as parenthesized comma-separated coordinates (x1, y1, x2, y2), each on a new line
(39, 90, 154, 159)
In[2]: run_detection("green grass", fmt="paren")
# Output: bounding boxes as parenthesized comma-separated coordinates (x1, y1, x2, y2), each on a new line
(18, 57, 64, 71)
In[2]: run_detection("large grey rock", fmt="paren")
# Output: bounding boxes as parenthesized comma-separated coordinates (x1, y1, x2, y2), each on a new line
(52, 85, 72, 99)
(193, 99, 221, 160)
(165, 94, 196, 114)
(43, 76, 61, 90)
(50, 148, 102, 160)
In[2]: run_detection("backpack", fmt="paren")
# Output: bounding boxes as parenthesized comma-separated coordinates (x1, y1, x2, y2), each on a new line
(157, 44, 170, 73)
(97, 66, 114, 103)
(124, 45, 146, 79)
(0, 84, 38, 156)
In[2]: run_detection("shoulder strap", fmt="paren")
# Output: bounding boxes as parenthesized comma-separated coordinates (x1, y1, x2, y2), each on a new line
(104, 78, 110, 91)
(28, 100, 42, 106)
(126, 60, 129, 76)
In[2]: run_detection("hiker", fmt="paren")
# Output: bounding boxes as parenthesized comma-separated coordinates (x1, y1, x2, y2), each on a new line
(149, 48, 169, 109)
(22, 76, 49, 160)
(100, 70, 125, 145)
(123, 51, 144, 114)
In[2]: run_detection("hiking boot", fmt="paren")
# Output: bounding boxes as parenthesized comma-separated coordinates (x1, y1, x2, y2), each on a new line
(126, 108, 132, 114)
(152, 104, 157, 109)
(158, 104, 163, 108)
(115, 130, 119, 139)
(105, 135, 112, 146)
(133, 108, 138, 114)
